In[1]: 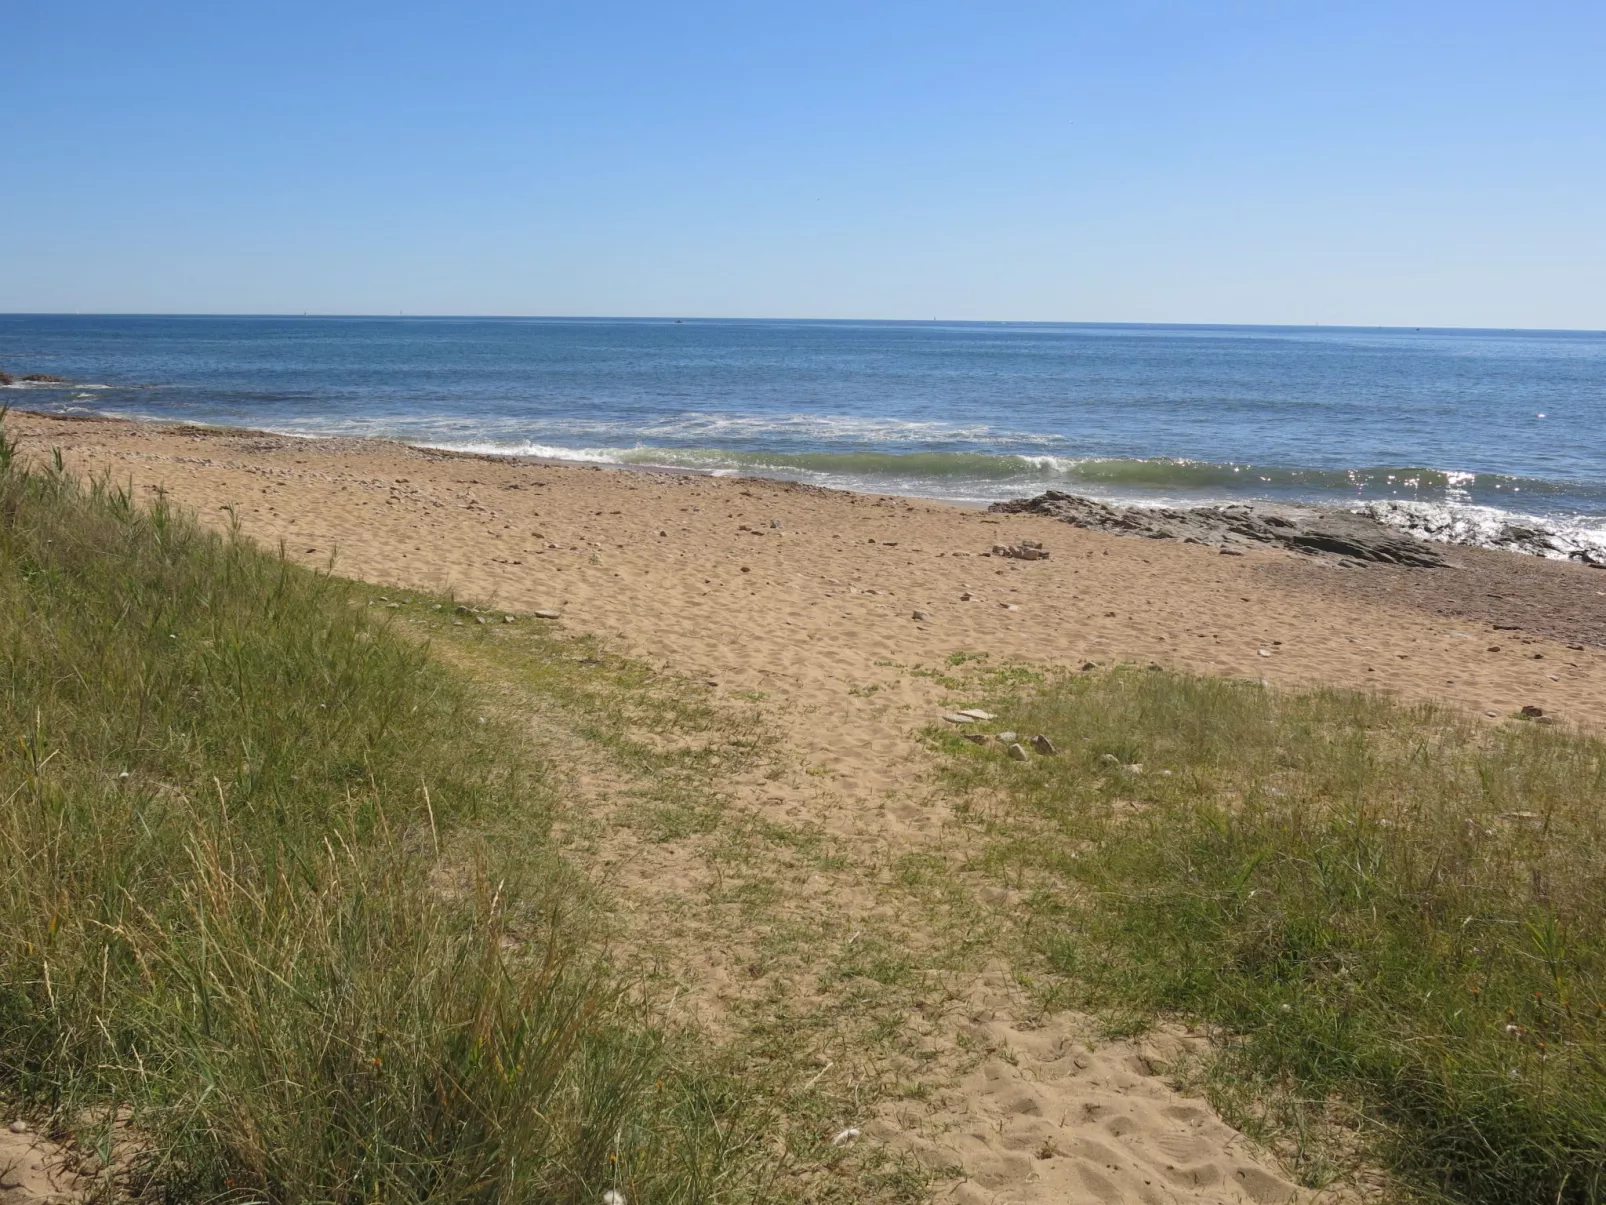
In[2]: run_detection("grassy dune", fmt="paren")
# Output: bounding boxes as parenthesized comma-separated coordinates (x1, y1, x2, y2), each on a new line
(0, 428, 751, 1203)
(936, 664, 1606, 1203)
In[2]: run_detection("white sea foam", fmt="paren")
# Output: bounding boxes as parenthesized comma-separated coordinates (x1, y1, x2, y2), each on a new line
(1358, 499, 1606, 564)
(416, 440, 630, 464)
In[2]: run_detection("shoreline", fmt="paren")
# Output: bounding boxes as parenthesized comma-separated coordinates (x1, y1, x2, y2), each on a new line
(15, 405, 1606, 547)
(10, 407, 1605, 707)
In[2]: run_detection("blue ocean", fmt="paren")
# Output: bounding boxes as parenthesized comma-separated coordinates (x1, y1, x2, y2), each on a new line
(4, 315, 1605, 555)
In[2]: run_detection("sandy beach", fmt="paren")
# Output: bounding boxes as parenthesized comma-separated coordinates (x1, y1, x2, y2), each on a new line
(15, 409, 1606, 1204)
(18, 412, 1602, 737)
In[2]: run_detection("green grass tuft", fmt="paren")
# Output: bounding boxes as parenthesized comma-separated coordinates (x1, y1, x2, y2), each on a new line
(0, 421, 756, 1203)
(937, 663, 1606, 1204)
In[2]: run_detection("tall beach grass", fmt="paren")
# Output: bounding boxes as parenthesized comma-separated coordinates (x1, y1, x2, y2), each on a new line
(0, 422, 754, 1203)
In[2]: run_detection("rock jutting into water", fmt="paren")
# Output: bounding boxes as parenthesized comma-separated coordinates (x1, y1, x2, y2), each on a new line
(988, 490, 1449, 567)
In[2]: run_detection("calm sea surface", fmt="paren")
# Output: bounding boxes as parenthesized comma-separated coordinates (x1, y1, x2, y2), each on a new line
(4, 315, 1605, 549)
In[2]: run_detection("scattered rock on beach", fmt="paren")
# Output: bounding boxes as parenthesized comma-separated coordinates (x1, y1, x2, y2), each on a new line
(912, 609, 931, 621)
(943, 713, 976, 724)
(21, 373, 68, 384)
(1007, 742, 1029, 761)
(532, 609, 561, 619)
(990, 540, 1050, 560)
(1032, 734, 1057, 756)
(990, 490, 1447, 567)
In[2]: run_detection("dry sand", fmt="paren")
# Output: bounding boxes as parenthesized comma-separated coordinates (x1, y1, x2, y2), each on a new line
(16, 411, 1606, 1205)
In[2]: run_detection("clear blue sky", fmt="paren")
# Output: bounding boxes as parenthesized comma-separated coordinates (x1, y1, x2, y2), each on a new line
(4, 1, 1603, 327)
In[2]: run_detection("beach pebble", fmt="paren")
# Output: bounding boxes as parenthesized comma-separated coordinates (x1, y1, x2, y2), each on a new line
(1258, 648, 1272, 657)
(8, 1120, 27, 1134)
(997, 731, 1018, 743)
(1007, 742, 1029, 762)
(942, 713, 975, 724)
(831, 1127, 861, 1147)
(503, 615, 515, 623)
(1031, 734, 1057, 756)
(956, 709, 996, 720)
(912, 610, 932, 621)
(770, 519, 783, 529)
(532, 609, 561, 619)
(958, 591, 974, 601)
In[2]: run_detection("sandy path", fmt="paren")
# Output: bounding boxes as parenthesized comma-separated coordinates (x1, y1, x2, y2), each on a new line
(18, 412, 1606, 1204)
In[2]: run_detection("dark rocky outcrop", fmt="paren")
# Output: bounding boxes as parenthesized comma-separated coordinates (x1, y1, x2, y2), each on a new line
(20, 374, 68, 384)
(989, 490, 1447, 567)
(0, 372, 12, 386)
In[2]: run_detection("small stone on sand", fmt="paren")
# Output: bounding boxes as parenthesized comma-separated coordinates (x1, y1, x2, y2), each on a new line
(1007, 742, 1029, 761)
(533, 609, 561, 619)
(1032, 734, 1057, 755)
(912, 610, 931, 621)
(942, 713, 975, 724)
(956, 709, 996, 720)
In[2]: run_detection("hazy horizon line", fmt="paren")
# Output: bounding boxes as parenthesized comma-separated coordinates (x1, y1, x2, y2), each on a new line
(4, 312, 1604, 336)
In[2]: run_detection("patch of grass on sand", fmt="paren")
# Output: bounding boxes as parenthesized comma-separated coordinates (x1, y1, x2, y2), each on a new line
(933, 664, 1606, 1204)
(401, 600, 940, 1203)
(0, 427, 761, 1203)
